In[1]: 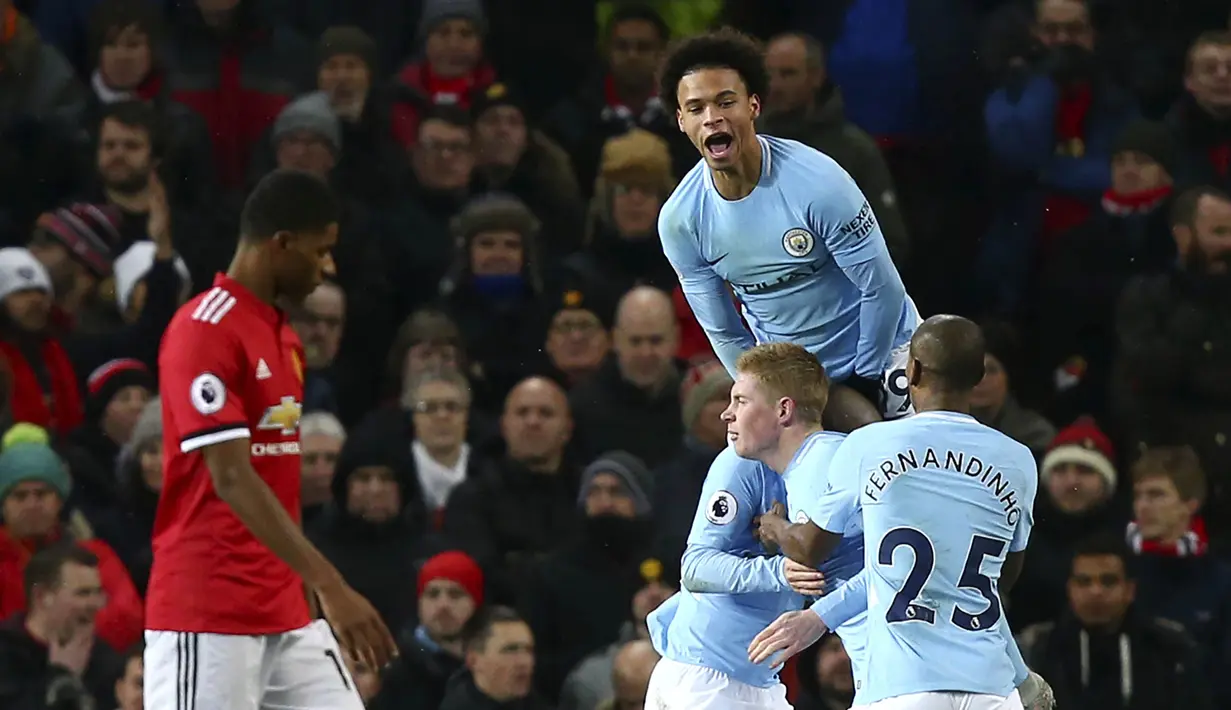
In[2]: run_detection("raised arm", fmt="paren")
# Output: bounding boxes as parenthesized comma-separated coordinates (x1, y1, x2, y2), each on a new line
(660, 202, 754, 375)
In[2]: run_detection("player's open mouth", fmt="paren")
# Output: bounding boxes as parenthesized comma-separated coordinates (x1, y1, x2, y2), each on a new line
(704, 133, 734, 159)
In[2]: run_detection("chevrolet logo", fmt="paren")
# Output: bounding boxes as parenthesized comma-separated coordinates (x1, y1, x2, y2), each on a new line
(258, 396, 302, 435)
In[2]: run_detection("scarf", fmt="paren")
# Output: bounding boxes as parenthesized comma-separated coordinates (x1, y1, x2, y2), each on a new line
(0, 337, 83, 435)
(411, 440, 470, 522)
(601, 74, 665, 127)
(1100, 184, 1172, 216)
(90, 69, 163, 104)
(1042, 83, 1095, 241)
(1125, 516, 1208, 557)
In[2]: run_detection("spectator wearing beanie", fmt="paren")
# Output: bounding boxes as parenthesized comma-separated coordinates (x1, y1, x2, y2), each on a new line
(1008, 417, 1129, 630)
(0, 442, 144, 651)
(524, 451, 655, 701)
(308, 434, 430, 634)
(1037, 120, 1180, 426)
(270, 92, 342, 182)
(970, 319, 1056, 457)
(561, 130, 680, 315)
(26, 204, 120, 321)
(542, 283, 615, 389)
(652, 360, 733, 574)
(382, 550, 484, 710)
(106, 396, 163, 593)
(469, 82, 585, 261)
(440, 193, 551, 412)
(62, 359, 154, 526)
(316, 25, 404, 207)
(0, 248, 83, 437)
(391, 0, 496, 148)
(112, 241, 192, 324)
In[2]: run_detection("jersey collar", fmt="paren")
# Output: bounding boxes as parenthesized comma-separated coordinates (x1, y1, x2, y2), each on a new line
(211, 273, 283, 327)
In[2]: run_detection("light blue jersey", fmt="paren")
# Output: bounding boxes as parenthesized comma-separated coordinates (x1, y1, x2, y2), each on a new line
(810, 411, 1038, 704)
(659, 135, 917, 382)
(780, 431, 868, 694)
(648, 447, 801, 689)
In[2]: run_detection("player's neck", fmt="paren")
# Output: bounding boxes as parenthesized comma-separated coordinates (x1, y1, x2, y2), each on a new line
(766, 424, 824, 473)
(911, 389, 972, 416)
(711, 135, 763, 200)
(227, 247, 278, 305)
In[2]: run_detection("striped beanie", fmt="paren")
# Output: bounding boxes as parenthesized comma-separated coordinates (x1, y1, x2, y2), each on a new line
(34, 204, 122, 278)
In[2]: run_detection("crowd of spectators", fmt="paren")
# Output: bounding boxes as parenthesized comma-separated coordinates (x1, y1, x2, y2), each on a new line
(0, 0, 1229, 708)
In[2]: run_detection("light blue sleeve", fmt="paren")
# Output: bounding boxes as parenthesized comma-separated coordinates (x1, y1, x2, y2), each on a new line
(807, 161, 908, 378)
(809, 568, 868, 629)
(658, 197, 755, 377)
(1009, 446, 1038, 553)
(681, 453, 788, 594)
(806, 435, 863, 534)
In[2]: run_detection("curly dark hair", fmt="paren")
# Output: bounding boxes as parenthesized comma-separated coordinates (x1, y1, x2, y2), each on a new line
(658, 27, 768, 113)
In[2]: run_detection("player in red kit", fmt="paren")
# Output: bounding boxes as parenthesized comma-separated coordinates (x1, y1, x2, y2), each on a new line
(144, 169, 396, 710)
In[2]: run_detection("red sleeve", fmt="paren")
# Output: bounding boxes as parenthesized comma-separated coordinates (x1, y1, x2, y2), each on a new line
(81, 540, 143, 652)
(159, 316, 250, 453)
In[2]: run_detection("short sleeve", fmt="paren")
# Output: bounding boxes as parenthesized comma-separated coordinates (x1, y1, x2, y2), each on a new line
(160, 318, 250, 453)
(808, 436, 863, 534)
(686, 450, 759, 549)
(1009, 449, 1038, 553)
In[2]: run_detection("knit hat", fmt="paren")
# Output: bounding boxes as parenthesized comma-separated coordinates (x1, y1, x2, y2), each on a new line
(979, 319, 1021, 383)
(680, 359, 734, 430)
(451, 193, 540, 244)
(1113, 119, 1178, 178)
(579, 450, 653, 515)
(273, 92, 341, 154)
(0, 442, 70, 502)
(599, 129, 675, 195)
(318, 25, 378, 72)
(1041, 417, 1118, 492)
(469, 82, 528, 121)
(33, 204, 122, 278)
(113, 241, 192, 314)
(551, 273, 618, 330)
(2, 423, 50, 449)
(417, 0, 487, 42)
(86, 358, 154, 420)
(0, 247, 53, 301)
(418, 550, 484, 605)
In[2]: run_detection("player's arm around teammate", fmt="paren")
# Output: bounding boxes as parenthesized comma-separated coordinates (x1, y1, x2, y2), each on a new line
(201, 438, 398, 669)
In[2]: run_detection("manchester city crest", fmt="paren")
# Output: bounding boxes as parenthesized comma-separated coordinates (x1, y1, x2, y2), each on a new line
(782, 228, 814, 258)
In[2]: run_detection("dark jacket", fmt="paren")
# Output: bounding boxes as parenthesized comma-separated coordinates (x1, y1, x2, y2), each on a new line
(439, 670, 554, 710)
(758, 84, 910, 263)
(568, 357, 684, 468)
(377, 626, 464, 710)
(0, 615, 125, 710)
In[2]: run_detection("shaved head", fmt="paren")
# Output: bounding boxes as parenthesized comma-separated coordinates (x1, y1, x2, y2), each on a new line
(909, 315, 986, 392)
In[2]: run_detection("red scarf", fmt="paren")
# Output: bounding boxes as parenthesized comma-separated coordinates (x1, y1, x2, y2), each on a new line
(1126, 517, 1208, 557)
(0, 337, 83, 436)
(1100, 184, 1172, 216)
(400, 61, 496, 108)
(1042, 84, 1094, 243)
(1210, 144, 1231, 177)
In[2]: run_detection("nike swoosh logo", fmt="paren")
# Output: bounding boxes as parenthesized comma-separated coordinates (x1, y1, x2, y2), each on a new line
(705, 253, 729, 267)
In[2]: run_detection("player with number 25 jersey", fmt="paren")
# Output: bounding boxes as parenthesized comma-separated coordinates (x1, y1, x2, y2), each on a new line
(814, 410, 1038, 708)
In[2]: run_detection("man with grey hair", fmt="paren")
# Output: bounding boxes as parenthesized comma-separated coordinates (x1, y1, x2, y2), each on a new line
(300, 411, 346, 524)
(406, 369, 474, 521)
(759, 32, 909, 263)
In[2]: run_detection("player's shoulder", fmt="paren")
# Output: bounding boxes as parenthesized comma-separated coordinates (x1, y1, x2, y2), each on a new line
(170, 284, 247, 332)
(799, 430, 847, 463)
(764, 134, 845, 178)
(659, 160, 708, 228)
(706, 446, 764, 487)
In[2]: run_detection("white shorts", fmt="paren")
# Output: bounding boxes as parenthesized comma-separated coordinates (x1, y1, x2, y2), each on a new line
(144, 619, 364, 710)
(856, 689, 1023, 710)
(880, 340, 914, 420)
(645, 656, 792, 710)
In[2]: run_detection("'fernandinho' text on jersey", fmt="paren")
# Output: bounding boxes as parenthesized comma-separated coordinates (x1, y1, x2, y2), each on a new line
(660, 135, 917, 381)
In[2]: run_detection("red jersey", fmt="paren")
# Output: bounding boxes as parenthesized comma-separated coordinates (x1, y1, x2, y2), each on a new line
(147, 274, 309, 634)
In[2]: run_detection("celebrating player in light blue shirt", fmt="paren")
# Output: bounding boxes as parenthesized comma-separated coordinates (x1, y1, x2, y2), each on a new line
(656, 28, 919, 422)
(646, 341, 855, 709)
(748, 316, 1055, 710)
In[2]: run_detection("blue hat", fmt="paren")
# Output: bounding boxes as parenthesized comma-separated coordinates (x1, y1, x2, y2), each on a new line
(0, 443, 70, 502)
